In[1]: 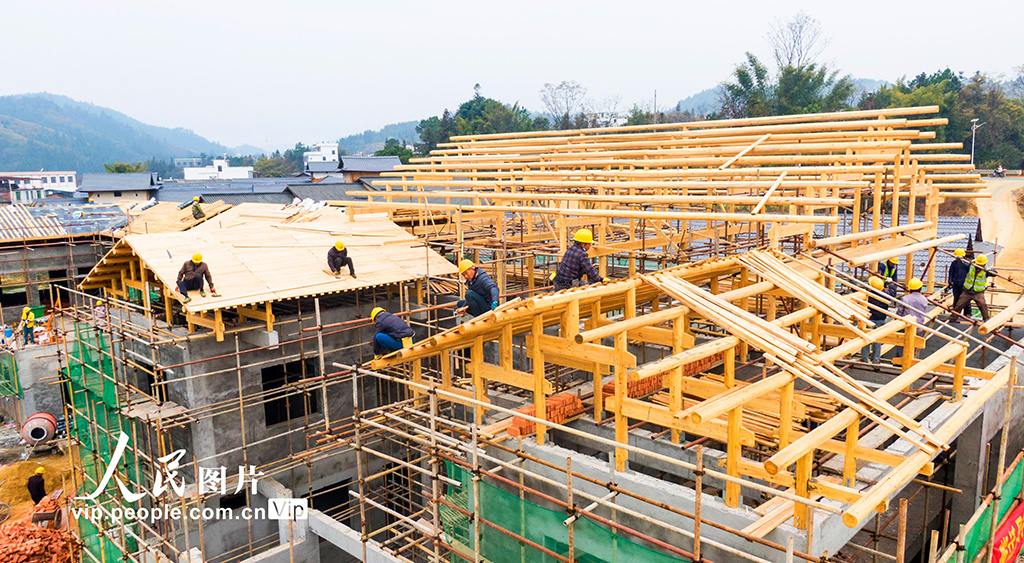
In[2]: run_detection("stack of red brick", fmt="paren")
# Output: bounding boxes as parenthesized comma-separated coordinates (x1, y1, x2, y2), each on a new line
(508, 392, 586, 437)
(601, 373, 664, 399)
(0, 521, 81, 563)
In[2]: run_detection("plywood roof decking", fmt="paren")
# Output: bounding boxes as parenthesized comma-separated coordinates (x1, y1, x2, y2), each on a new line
(85, 211, 457, 314)
(187, 202, 344, 231)
(117, 200, 234, 235)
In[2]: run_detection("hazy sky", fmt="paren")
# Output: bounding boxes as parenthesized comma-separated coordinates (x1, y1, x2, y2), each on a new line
(3, 1, 1021, 150)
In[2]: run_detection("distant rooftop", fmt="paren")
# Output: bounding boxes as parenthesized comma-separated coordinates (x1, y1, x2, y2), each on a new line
(80, 172, 160, 192)
(304, 156, 401, 174)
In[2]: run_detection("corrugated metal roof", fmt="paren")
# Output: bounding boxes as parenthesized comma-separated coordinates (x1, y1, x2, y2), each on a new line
(0, 203, 127, 240)
(80, 172, 160, 192)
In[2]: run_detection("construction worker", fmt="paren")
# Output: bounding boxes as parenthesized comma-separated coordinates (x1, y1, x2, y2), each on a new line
(370, 307, 413, 359)
(552, 229, 610, 291)
(191, 196, 205, 219)
(93, 299, 107, 328)
(327, 241, 356, 278)
(861, 276, 896, 364)
(27, 466, 45, 505)
(455, 259, 499, 317)
(20, 307, 35, 345)
(896, 278, 929, 325)
(947, 248, 971, 316)
(176, 253, 219, 304)
(879, 256, 899, 282)
(953, 254, 993, 322)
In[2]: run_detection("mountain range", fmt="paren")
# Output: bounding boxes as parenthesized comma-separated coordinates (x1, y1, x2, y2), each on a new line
(0, 93, 244, 172)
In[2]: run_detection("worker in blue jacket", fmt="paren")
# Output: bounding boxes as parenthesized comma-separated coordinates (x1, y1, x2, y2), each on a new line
(370, 307, 413, 359)
(455, 259, 499, 317)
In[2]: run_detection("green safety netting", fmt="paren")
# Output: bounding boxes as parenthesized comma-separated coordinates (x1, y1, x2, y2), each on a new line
(964, 458, 1024, 562)
(63, 323, 139, 562)
(441, 461, 688, 563)
(0, 352, 21, 398)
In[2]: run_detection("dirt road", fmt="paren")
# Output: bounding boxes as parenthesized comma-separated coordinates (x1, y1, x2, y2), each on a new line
(975, 178, 1024, 289)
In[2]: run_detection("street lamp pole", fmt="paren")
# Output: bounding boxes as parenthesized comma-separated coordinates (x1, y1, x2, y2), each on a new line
(970, 118, 986, 166)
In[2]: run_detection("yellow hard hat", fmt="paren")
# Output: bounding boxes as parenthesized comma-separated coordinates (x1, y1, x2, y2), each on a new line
(458, 259, 475, 274)
(334, 241, 345, 251)
(888, 256, 899, 264)
(193, 196, 200, 202)
(868, 276, 884, 290)
(976, 255, 988, 265)
(573, 229, 594, 244)
(192, 253, 203, 264)
(371, 307, 385, 321)
(953, 249, 966, 257)
(35, 467, 44, 474)
(907, 278, 923, 291)
(22, 307, 30, 313)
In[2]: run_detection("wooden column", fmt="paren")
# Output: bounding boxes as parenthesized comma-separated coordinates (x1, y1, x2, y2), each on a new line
(532, 315, 547, 445)
(794, 452, 813, 530)
(471, 337, 485, 426)
(844, 415, 859, 487)
(901, 325, 917, 371)
(725, 346, 741, 507)
(614, 331, 628, 471)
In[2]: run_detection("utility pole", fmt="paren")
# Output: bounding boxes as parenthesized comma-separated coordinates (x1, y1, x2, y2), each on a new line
(653, 90, 657, 124)
(970, 118, 986, 166)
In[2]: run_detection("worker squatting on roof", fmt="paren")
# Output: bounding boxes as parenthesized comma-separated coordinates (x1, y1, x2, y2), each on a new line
(328, 241, 356, 278)
(191, 197, 205, 220)
(456, 259, 499, 318)
(370, 307, 413, 360)
(176, 253, 220, 304)
(551, 229, 610, 291)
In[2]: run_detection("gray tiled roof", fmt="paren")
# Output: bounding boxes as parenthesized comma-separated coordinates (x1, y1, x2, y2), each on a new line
(80, 172, 160, 192)
(305, 161, 340, 172)
(340, 156, 401, 172)
(288, 183, 363, 202)
(155, 178, 307, 203)
(213, 193, 296, 205)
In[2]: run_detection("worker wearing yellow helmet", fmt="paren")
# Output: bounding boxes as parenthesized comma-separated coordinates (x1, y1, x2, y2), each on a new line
(191, 196, 205, 220)
(27, 466, 46, 505)
(947, 248, 971, 315)
(861, 276, 897, 363)
(328, 241, 356, 278)
(953, 254, 993, 322)
(455, 259, 499, 318)
(879, 256, 899, 281)
(20, 306, 36, 346)
(895, 277, 929, 358)
(370, 306, 413, 359)
(552, 228, 610, 291)
(176, 252, 219, 304)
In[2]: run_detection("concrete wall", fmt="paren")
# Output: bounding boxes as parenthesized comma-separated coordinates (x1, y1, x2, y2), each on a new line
(117, 297, 406, 563)
(0, 237, 110, 320)
(13, 341, 63, 422)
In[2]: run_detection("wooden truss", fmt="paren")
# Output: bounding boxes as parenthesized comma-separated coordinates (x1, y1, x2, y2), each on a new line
(370, 246, 1011, 530)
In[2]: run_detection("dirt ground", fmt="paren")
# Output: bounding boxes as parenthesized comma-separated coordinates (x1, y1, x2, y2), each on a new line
(0, 422, 73, 525)
(974, 178, 1024, 290)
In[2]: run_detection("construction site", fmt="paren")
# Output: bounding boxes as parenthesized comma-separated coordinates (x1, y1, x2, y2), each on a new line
(4, 104, 1024, 563)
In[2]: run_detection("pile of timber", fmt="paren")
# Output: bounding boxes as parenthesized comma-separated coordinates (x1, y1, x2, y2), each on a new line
(643, 274, 946, 454)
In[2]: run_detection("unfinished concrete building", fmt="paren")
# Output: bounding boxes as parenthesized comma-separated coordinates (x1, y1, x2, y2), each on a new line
(46, 106, 1024, 563)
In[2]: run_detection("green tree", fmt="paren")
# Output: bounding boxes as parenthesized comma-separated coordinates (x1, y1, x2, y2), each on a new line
(253, 156, 299, 178)
(775, 64, 855, 114)
(416, 109, 456, 155)
(374, 138, 414, 164)
(103, 161, 148, 173)
(624, 104, 654, 126)
(719, 53, 774, 118)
